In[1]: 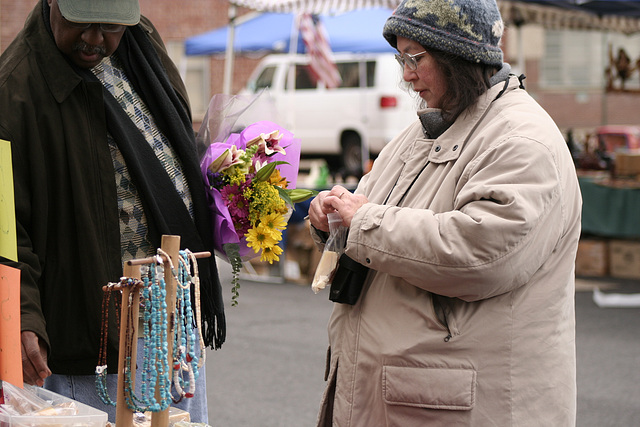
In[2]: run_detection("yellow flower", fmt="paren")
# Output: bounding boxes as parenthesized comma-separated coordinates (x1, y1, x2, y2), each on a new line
(260, 244, 283, 264)
(268, 169, 288, 188)
(262, 212, 287, 231)
(246, 181, 287, 224)
(245, 224, 278, 253)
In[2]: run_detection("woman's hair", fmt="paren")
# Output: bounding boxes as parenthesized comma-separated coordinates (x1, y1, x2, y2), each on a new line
(430, 49, 499, 123)
(401, 49, 500, 123)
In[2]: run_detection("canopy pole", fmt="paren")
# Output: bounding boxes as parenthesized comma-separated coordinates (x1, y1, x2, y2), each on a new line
(285, 15, 300, 131)
(223, 5, 238, 95)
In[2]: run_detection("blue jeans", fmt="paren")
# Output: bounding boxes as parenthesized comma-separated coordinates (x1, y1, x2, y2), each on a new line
(44, 338, 208, 424)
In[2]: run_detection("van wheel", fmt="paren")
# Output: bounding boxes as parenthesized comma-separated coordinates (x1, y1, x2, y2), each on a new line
(341, 134, 363, 177)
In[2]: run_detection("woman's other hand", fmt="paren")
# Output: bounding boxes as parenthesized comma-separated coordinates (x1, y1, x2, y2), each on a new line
(309, 185, 368, 232)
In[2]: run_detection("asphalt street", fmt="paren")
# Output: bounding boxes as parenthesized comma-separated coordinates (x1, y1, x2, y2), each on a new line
(205, 259, 640, 427)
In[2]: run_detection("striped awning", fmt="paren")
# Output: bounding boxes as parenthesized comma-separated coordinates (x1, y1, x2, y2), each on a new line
(229, 0, 640, 33)
(500, 1, 640, 34)
(229, 0, 399, 15)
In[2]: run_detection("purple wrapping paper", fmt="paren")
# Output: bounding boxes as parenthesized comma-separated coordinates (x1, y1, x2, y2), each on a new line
(200, 121, 301, 259)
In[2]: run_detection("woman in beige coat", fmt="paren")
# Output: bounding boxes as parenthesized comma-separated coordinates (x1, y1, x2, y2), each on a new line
(308, 0, 582, 425)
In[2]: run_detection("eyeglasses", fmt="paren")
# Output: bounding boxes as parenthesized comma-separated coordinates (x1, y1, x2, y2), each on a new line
(395, 50, 427, 71)
(64, 19, 125, 33)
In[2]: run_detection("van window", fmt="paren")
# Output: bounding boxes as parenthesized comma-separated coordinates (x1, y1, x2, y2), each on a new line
(334, 61, 377, 88)
(286, 64, 317, 90)
(253, 66, 277, 91)
(337, 62, 359, 88)
(366, 61, 376, 87)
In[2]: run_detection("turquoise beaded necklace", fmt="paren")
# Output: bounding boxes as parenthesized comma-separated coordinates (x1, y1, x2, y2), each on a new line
(125, 257, 172, 412)
(96, 249, 205, 411)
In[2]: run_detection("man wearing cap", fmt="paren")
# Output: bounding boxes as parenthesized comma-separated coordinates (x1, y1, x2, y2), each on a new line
(0, 0, 225, 422)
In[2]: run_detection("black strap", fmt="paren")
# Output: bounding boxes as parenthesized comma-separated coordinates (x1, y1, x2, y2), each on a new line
(518, 73, 526, 89)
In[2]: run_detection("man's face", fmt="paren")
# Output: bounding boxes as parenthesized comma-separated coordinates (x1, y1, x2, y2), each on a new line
(47, 0, 127, 69)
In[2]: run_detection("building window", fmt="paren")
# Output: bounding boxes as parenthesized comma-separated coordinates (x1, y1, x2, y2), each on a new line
(542, 29, 640, 90)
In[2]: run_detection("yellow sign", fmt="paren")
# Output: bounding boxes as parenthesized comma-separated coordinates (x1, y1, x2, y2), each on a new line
(0, 139, 16, 262)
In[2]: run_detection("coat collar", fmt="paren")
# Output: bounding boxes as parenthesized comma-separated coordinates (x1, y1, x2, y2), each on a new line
(425, 75, 523, 164)
(24, 2, 84, 104)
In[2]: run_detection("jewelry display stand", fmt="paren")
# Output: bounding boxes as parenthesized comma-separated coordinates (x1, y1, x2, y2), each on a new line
(107, 235, 209, 427)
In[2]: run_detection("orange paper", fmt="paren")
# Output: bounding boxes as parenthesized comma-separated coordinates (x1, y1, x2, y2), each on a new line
(0, 264, 22, 387)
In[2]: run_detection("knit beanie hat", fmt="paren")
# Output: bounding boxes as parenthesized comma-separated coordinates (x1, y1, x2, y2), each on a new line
(383, 0, 504, 67)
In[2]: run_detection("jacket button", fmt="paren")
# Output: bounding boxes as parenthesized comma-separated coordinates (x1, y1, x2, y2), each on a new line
(366, 258, 371, 264)
(434, 145, 441, 152)
(453, 145, 459, 151)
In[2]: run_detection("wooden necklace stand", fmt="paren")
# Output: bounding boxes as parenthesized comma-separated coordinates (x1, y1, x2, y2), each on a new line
(106, 235, 210, 427)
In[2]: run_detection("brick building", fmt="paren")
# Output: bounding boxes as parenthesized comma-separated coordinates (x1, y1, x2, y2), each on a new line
(2, 0, 640, 139)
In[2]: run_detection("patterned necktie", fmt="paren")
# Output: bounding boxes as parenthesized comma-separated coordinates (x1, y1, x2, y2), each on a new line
(92, 54, 194, 261)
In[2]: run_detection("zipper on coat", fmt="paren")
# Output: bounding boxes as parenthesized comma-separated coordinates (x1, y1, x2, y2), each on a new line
(432, 294, 453, 342)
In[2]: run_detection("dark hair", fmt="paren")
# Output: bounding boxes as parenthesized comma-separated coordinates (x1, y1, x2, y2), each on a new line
(429, 49, 499, 123)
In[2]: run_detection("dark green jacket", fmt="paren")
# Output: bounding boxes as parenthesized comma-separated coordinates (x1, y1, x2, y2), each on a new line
(0, 2, 193, 374)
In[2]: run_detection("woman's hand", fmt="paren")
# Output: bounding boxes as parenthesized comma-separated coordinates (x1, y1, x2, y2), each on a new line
(309, 185, 368, 232)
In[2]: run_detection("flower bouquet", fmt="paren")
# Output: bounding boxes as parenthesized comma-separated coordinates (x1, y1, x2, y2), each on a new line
(200, 120, 316, 305)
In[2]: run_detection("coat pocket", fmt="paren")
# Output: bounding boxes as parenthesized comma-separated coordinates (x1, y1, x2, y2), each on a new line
(382, 365, 476, 410)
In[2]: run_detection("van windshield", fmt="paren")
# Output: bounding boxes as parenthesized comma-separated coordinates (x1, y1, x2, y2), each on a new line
(253, 66, 277, 92)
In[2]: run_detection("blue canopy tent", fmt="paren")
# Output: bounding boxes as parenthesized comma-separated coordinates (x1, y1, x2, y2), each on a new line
(184, 8, 395, 56)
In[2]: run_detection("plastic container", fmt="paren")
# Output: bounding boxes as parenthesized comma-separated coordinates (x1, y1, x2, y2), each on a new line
(0, 384, 108, 427)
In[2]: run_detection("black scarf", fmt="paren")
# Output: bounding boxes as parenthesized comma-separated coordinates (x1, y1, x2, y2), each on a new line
(45, 2, 226, 349)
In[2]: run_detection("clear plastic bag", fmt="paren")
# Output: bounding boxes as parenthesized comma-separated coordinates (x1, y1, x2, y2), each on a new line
(311, 212, 348, 294)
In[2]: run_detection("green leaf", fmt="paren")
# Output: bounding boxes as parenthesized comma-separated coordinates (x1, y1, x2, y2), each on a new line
(277, 186, 294, 208)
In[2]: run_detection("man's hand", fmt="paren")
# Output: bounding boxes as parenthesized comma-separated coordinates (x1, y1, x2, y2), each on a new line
(21, 331, 51, 386)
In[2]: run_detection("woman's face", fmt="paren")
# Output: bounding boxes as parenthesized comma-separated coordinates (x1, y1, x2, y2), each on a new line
(396, 36, 447, 109)
(47, 0, 126, 69)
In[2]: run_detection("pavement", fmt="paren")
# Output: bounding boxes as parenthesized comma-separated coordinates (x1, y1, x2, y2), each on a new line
(205, 259, 640, 427)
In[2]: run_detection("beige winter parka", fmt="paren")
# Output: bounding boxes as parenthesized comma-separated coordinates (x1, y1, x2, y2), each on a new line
(316, 75, 582, 426)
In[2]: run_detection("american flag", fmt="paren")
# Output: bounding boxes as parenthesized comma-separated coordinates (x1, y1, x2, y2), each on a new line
(297, 13, 342, 89)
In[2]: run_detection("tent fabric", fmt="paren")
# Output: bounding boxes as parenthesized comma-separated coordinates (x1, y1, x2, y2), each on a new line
(226, 0, 640, 33)
(526, 1, 640, 17)
(501, 1, 640, 33)
(229, 0, 398, 15)
(186, 13, 300, 55)
(185, 8, 395, 56)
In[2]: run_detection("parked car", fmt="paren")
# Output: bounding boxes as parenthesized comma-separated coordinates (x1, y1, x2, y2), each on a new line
(236, 53, 417, 176)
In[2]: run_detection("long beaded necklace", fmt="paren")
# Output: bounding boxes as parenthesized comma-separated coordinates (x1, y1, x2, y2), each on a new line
(172, 250, 201, 401)
(156, 248, 199, 403)
(123, 258, 171, 413)
(184, 249, 207, 370)
(95, 280, 123, 406)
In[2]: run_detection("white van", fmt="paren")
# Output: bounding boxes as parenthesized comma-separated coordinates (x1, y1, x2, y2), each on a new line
(237, 53, 418, 176)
